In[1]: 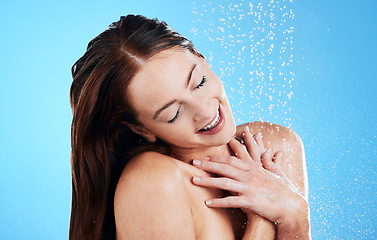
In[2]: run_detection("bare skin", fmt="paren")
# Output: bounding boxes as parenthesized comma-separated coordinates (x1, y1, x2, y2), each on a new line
(193, 123, 310, 239)
(114, 122, 310, 240)
(114, 48, 309, 239)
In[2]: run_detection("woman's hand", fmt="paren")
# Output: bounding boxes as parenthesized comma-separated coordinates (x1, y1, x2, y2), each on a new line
(192, 126, 310, 239)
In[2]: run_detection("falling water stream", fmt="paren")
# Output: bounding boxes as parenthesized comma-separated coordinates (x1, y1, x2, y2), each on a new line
(191, 0, 296, 126)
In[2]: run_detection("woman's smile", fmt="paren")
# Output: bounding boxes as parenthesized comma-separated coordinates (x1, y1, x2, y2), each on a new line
(127, 47, 236, 150)
(196, 105, 225, 135)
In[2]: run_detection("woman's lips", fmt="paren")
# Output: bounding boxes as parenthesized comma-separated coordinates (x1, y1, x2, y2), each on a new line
(196, 106, 225, 135)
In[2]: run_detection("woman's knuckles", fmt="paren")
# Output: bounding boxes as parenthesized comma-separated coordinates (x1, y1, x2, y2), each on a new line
(227, 156, 237, 166)
(220, 178, 232, 189)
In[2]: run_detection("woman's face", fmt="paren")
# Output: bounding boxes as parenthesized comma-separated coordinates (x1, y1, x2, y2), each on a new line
(127, 48, 236, 150)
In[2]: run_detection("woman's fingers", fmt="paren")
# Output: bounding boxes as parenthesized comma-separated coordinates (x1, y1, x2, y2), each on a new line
(272, 151, 283, 168)
(230, 125, 266, 166)
(228, 137, 251, 162)
(206, 155, 251, 171)
(204, 192, 301, 225)
(193, 158, 253, 180)
(204, 196, 251, 209)
(192, 137, 306, 226)
(261, 152, 290, 183)
(203, 194, 273, 220)
(242, 126, 263, 166)
(254, 132, 265, 154)
(261, 152, 275, 173)
(192, 176, 246, 193)
(192, 150, 305, 225)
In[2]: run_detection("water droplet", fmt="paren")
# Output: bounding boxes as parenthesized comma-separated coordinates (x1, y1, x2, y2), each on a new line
(191, 0, 295, 126)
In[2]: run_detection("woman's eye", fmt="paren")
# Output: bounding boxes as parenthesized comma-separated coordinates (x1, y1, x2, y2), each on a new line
(195, 76, 207, 89)
(168, 106, 181, 124)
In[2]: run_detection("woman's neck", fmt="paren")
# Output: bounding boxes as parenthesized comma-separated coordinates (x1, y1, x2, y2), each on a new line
(169, 143, 232, 164)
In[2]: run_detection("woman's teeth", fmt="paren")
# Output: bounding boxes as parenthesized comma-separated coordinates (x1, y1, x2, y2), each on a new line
(200, 110, 220, 131)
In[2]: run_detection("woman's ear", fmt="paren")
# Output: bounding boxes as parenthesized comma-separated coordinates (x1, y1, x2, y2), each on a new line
(123, 122, 157, 143)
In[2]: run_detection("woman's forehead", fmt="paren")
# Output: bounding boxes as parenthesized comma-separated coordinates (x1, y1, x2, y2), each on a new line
(147, 47, 191, 62)
(127, 48, 200, 114)
(133, 49, 197, 86)
(143, 48, 198, 69)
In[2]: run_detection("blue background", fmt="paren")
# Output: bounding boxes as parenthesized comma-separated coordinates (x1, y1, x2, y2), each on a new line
(0, 0, 376, 239)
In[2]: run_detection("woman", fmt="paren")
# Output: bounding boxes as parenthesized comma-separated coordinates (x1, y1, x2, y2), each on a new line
(69, 14, 310, 239)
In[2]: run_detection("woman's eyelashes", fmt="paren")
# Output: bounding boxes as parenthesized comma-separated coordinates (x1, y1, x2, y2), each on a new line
(167, 76, 207, 124)
(195, 76, 207, 89)
(168, 106, 181, 124)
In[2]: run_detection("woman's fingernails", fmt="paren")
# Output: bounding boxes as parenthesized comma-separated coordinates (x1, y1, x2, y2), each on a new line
(193, 159, 201, 166)
(205, 200, 213, 206)
(193, 176, 201, 182)
(204, 156, 210, 161)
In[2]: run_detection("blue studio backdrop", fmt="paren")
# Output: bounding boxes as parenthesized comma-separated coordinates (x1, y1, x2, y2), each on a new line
(0, 0, 376, 239)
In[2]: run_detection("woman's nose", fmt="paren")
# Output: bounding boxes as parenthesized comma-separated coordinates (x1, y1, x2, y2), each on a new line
(191, 100, 213, 122)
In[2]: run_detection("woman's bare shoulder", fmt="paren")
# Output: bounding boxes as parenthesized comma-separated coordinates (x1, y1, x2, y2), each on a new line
(114, 151, 195, 239)
(115, 151, 187, 205)
(236, 121, 303, 151)
(118, 151, 182, 182)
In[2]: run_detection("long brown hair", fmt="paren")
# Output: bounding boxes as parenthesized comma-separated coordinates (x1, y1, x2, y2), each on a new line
(69, 15, 203, 240)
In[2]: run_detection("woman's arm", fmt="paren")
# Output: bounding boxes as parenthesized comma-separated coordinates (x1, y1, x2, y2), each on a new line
(243, 214, 276, 240)
(114, 152, 196, 240)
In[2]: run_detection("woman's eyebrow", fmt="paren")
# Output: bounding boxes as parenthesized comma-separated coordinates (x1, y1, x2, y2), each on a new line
(153, 99, 177, 119)
(185, 64, 197, 87)
(153, 64, 197, 120)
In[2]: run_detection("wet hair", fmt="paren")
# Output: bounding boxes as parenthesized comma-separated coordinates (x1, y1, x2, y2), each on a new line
(69, 14, 203, 240)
